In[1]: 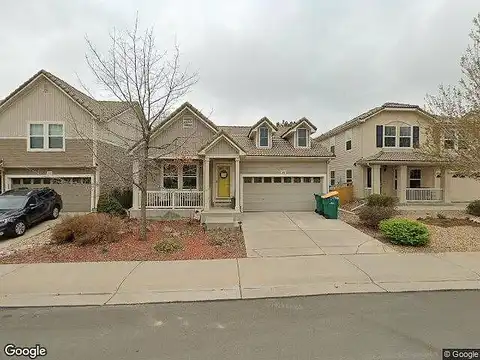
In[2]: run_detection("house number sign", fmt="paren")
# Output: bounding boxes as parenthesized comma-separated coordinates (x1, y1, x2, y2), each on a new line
(220, 170, 228, 179)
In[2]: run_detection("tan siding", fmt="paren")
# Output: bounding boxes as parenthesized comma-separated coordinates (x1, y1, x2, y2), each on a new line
(205, 138, 239, 156)
(0, 77, 93, 138)
(97, 141, 132, 192)
(451, 178, 480, 202)
(241, 160, 327, 174)
(0, 139, 93, 167)
(149, 108, 216, 157)
(99, 108, 141, 148)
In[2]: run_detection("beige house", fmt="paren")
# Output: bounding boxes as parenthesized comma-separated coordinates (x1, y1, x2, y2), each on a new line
(316, 102, 480, 204)
(129, 102, 333, 218)
(0, 70, 140, 211)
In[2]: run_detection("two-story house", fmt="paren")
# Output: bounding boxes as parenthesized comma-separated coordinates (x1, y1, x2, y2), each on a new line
(316, 102, 480, 204)
(0, 70, 140, 211)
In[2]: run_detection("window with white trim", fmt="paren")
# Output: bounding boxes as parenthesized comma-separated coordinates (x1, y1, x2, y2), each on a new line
(399, 126, 412, 147)
(330, 170, 335, 187)
(444, 130, 456, 149)
(409, 169, 421, 188)
(384, 126, 396, 147)
(345, 169, 353, 184)
(182, 164, 197, 189)
(259, 127, 269, 147)
(28, 123, 64, 150)
(297, 128, 308, 147)
(163, 164, 178, 189)
(345, 129, 352, 151)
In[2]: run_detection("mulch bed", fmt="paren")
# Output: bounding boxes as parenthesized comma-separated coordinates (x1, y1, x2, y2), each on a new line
(0, 219, 246, 264)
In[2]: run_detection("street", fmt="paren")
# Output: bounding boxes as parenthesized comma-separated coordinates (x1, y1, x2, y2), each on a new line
(1, 291, 479, 360)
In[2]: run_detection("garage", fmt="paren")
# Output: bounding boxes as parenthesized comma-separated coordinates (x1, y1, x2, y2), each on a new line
(242, 175, 325, 211)
(8, 176, 93, 212)
(450, 176, 480, 202)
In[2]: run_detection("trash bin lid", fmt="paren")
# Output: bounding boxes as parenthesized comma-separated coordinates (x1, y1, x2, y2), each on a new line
(321, 191, 339, 199)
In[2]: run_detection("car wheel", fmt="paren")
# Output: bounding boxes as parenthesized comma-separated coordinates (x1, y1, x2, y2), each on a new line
(51, 206, 60, 219)
(14, 221, 27, 237)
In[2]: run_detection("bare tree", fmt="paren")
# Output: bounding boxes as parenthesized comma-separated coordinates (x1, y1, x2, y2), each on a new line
(85, 15, 198, 240)
(423, 13, 480, 178)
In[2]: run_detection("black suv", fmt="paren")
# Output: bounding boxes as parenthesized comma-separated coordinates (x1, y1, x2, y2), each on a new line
(0, 188, 63, 237)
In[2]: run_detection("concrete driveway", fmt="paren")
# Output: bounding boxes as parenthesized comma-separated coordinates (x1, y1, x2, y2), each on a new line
(242, 212, 394, 257)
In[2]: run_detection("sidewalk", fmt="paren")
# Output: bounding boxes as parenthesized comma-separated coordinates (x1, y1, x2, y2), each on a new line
(1, 252, 480, 307)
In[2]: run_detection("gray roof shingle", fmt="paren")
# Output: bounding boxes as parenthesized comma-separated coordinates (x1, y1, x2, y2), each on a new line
(355, 150, 439, 164)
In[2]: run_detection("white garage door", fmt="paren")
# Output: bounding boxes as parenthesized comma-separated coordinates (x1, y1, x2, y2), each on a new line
(450, 177, 480, 202)
(10, 177, 93, 212)
(243, 175, 324, 211)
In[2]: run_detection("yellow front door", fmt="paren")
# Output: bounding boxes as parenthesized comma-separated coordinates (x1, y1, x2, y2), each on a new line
(217, 166, 231, 198)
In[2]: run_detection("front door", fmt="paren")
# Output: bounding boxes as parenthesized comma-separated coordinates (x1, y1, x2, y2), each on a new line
(217, 165, 231, 198)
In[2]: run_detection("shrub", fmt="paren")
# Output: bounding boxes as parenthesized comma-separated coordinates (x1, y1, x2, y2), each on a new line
(466, 200, 480, 216)
(154, 238, 183, 253)
(96, 193, 127, 217)
(366, 194, 398, 208)
(437, 213, 446, 219)
(358, 205, 396, 228)
(111, 188, 133, 209)
(51, 213, 126, 245)
(379, 218, 430, 246)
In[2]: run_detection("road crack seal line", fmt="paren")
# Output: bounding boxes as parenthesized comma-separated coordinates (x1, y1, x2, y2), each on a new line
(236, 259, 243, 299)
(342, 256, 389, 292)
(103, 261, 144, 305)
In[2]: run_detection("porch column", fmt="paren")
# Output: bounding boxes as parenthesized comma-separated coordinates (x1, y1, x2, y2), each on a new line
(203, 157, 210, 210)
(441, 168, 451, 204)
(132, 159, 140, 209)
(398, 165, 408, 204)
(372, 164, 381, 194)
(235, 158, 240, 211)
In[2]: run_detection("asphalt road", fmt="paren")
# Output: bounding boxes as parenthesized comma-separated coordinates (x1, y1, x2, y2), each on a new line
(1, 291, 479, 360)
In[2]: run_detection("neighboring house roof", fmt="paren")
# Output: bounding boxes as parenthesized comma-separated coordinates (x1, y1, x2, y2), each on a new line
(247, 117, 278, 138)
(0, 69, 132, 121)
(355, 150, 440, 164)
(280, 117, 317, 138)
(315, 102, 435, 141)
(198, 130, 246, 155)
(220, 126, 332, 157)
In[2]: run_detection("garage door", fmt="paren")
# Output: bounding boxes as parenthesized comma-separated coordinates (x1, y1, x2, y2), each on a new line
(10, 177, 92, 212)
(243, 175, 324, 211)
(450, 176, 480, 202)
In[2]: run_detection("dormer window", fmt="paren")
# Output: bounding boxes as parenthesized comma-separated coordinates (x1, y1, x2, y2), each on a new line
(259, 127, 269, 147)
(297, 128, 308, 147)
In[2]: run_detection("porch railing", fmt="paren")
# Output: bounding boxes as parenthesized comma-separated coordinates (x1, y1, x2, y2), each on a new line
(406, 188, 443, 202)
(364, 188, 372, 198)
(145, 190, 204, 209)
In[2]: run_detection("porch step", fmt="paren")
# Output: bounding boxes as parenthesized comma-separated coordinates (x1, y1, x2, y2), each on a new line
(204, 216, 236, 230)
(200, 210, 242, 223)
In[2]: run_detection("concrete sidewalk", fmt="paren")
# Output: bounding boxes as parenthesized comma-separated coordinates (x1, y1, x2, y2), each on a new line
(1, 252, 480, 307)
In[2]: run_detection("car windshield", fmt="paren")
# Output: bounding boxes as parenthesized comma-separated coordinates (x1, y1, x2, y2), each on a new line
(0, 196, 27, 210)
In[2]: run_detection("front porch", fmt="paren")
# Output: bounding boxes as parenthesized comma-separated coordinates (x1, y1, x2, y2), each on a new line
(362, 164, 452, 204)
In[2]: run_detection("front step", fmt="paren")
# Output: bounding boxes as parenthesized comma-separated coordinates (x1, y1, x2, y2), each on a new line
(200, 210, 242, 223)
(204, 216, 236, 230)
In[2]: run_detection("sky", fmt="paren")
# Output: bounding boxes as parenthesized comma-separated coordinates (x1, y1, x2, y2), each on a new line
(0, 0, 478, 133)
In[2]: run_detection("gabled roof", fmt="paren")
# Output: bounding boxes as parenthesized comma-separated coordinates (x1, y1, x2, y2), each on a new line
(355, 150, 440, 165)
(197, 130, 246, 155)
(0, 69, 132, 121)
(281, 117, 317, 138)
(316, 102, 435, 141)
(247, 117, 278, 138)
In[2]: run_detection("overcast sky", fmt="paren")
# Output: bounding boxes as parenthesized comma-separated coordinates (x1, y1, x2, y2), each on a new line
(0, 0, 478, 133)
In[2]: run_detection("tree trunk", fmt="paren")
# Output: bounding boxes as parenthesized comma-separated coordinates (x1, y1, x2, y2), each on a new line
(139, 145, 149, 241)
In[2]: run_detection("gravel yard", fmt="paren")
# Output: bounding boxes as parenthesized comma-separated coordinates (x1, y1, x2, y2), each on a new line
(340, 208, 480, 253)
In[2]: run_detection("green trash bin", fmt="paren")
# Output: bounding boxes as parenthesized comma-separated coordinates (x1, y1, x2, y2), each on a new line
(314, 193, 324, 214)
(323, 196, 339, 219)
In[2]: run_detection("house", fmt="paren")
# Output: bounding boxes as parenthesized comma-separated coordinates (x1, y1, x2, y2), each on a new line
(0, 70, 140, 211)
(128, 102, 333, 219)
(315, 102, 480, 204)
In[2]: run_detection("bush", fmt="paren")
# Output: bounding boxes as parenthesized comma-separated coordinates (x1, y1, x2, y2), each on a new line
(379, 218, 430, 246)
(51, 213, 126, 245)
(96, 193, 127, 217)
(366, 194, 398, 207)
(358, 205, 396, 228)
(466, 200, 480, 216)
(154, 238, 183, 253)
(111, 188, 133, 209)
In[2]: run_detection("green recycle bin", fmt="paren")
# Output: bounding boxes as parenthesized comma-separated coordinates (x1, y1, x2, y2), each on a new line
(323, 196, 339, 219)
(314, 193, 324, 215)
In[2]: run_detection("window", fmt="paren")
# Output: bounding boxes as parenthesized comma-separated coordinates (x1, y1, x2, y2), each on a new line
(33, 178, 42, 184)
(330, 145, 335, 154)
(313, 177, 321, 183)
(330, 171, 335, 187)
(345, 140, 352, 151)
(384, 126, 396, 147)
(12, 178, 21, 185)
(399, 126, 412, 148)
(345, 169, 353, 184)
(259, 127, 269, 147)
(253, 177, 263, 183)
(283, 177, 292, 183)
(43, 178, 51, 184)
(444, 130, 456, 149)
(182, 116, 194, 129)
(409, 169, 421, 188)
(26, 196, 37, 207)
(297, 128, 307, 147)
(244, 177, 252, 183)
(22, 178, 32, 185)
(303, 177, 312, 183)
(394, 169, 398, 190)
(29, 123, 64, 150)
(345, 129, 352, 151)
(293, 177, 301, 183)
(273, 177, 282, 183)
(163, 164, 178, 189)
(182, 164, 197, 189)
(366, 167, 372, 188)
(263, 177, 272, 183)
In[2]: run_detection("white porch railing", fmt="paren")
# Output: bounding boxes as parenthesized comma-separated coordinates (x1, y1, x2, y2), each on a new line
(364, 188, 372, 198)
(145, 190, 204, 209)
(406, 188, 443, 202)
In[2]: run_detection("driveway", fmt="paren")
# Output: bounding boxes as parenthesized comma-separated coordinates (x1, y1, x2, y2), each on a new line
(242, 212, 394, 257)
